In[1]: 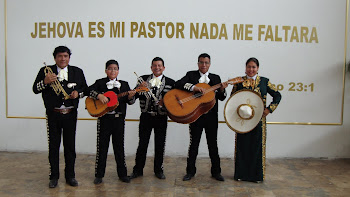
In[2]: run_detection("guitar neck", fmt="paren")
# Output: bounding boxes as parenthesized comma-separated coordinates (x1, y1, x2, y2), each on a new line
(116, 91, 131, 98)
(206, 83, 222, 92)
(204, 78, 242, 93)
(116, 87, 146, 98)
(179, 77, 244, 104)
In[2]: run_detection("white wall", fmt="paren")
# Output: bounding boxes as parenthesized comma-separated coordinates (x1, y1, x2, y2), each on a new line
(1, 0, 350, 158)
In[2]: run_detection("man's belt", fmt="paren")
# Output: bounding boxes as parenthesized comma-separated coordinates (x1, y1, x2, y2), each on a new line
(53, 108, 73, 114)
(147, 112, 158, 116)
(104, 113, 121, 118)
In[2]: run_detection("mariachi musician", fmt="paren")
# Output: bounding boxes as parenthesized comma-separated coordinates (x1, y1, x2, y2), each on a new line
(175, 53, 228, 181)
(230, 57, 281, 183)
(130, 57, 175, 180)
(32, 46, 88, 188)
(87, 59, 136, 184)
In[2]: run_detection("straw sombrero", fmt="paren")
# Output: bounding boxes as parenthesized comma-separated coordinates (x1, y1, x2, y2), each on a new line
(224, 89, 264, 133)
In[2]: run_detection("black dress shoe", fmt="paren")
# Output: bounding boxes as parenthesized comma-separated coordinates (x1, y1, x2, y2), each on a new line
(49, 179, 58, 188)
(66, 178, 78, 186)
(130, 172, 143, 179)
(93, 177, 103, 185)
(183, 174, 194, 181)
(155, 172, 166, 179)
(212, 174, 225, 181)
(119, 176, 130, 183)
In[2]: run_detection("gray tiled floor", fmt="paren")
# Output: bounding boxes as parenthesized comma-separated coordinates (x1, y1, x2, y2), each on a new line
(0, 152, 350, 196)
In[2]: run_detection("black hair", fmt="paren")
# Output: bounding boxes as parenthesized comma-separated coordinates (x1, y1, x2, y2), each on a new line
(105, 59, 119, 69)
(53, 46, 71, 58)
(152, 57, 164, 66)
(198, 53, 211, 62)
(246, 57, 259, 67)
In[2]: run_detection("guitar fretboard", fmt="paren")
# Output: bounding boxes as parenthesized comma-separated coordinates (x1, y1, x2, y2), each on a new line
(179, 77, 243, 104)
(117, 91, 130, 98)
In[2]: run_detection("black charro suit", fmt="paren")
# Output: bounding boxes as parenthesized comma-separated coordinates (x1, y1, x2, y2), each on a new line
(88, 77, 134, 179)
(175, 70, 226, 176)
(88, 77, 133, 115)
(231, 75, 281, 182)
(33, 64, 87, 180)
(132, 74, 175, 175)
(33, 65, 87, 110)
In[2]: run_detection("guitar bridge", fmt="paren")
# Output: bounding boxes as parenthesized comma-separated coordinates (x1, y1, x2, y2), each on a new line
(175, 95, 183, 108)
(93, 99, 98, 109)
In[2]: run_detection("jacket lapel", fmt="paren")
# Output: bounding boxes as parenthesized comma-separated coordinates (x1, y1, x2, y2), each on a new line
(158, 76, 165, 93)
(67, 65, 73, 81)
(52, 65, 58, 75)
(195, 70, 201, 83)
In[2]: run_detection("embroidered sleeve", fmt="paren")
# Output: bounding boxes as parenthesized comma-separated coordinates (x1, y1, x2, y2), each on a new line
(267, 81, 277, 91)
(36, 80, 47, 92)
(268, 104, 279, 113)
(266, 79, 282, 113)
(184, 83, 194, 91)
(90, 90, 99, 99)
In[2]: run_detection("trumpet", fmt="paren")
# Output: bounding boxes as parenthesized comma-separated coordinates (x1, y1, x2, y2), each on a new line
(134, 72, 159, 103)
(43, 62, 70, 100)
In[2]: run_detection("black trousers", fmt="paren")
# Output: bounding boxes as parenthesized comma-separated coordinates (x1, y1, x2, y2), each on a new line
(133, 112, 168, 174)
(95, 115, 127, 178)
(186, 112, 221, 176)
(46, 109, 77, 180)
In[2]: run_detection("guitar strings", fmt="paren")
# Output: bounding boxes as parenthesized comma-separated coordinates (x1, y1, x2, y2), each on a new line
(178, 78, 241, 104)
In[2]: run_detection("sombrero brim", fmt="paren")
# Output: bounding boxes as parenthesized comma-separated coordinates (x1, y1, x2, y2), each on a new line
(224, 89, 264, 133)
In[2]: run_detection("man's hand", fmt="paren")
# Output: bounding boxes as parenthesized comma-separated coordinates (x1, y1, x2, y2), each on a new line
(128, 90, 137, 99)
(141, 81, 148, 87)
(193, 86, 205, 93)
(97, 94, 109, 104)
(44, 73, 57, 84)
(70, 90, 79, 99)
(220, 82, 228, 92)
